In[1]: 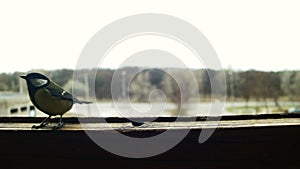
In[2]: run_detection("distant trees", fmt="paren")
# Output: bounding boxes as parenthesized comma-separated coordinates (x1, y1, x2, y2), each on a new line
(0, 72, 24, 92)
(236, 70, 256, 102)
(0, 73, 10, 91)
(95, 69, 114, 99)
(267, 72, 281, 108)
(50, 69, 73, 86)
(232, 70, 282, 108)
(161, 71, 182, 106)
(280, 71, 300, 103)
(63, 80, 86, 96)
(129, 70, 154, 102)
(148, 69, 164, 87)
(1, 68, 300, 105)
(280, 71, 293, 98)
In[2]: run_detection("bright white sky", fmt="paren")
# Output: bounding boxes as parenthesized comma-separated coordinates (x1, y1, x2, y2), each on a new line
(0, 0, 300, 73)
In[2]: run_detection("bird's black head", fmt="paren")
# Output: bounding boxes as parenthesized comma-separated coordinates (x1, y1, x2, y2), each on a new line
(20, 72, 50, 88)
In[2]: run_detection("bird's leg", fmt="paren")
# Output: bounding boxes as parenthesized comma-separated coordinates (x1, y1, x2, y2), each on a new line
(32, 115, 51, 129)
(52, 115, 64, 130)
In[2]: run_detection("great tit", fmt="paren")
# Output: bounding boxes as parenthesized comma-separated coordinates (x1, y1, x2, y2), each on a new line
(20, 72, 92, 129)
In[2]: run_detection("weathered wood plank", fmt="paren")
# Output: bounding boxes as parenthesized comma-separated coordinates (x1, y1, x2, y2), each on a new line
(0, 115, 299, 168)
(0, 118, 299, 131)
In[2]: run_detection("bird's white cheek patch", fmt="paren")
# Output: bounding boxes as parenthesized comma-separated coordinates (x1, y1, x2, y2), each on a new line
(31, 79, 48, 87)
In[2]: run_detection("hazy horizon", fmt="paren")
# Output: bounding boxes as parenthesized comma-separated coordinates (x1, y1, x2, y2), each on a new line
(1, 66, 300, 74)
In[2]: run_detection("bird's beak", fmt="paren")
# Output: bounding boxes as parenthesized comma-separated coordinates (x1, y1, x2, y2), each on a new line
(20, 75, 27, 79)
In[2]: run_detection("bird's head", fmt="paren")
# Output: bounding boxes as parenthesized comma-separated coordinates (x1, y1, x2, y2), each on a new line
(20, 72, 50, 88)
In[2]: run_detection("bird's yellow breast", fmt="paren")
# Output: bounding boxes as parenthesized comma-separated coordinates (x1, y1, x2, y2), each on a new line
(34, 89, 73, 115)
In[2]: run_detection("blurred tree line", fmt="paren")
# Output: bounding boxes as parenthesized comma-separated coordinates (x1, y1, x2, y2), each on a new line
(1, 68, 299, 107)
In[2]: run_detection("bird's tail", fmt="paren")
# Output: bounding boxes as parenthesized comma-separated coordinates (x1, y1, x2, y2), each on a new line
(78, 100, 93, 104)
(73, 98, 93, 104)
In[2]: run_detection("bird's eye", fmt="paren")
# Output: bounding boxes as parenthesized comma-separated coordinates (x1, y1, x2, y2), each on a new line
(31, 78, 48, 87)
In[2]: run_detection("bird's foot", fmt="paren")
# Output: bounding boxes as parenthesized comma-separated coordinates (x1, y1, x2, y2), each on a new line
(32, 122, 48, 129)
(32, 116, 51, 129)
(32, 124, 44, 129)
(32, 125, 40, 129)
(52, 122, 64, 130)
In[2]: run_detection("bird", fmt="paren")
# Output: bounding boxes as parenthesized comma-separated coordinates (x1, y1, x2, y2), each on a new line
(20, 72, 92, 129)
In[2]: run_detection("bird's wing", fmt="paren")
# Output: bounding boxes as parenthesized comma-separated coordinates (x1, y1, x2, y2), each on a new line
(44, 86, 81, 103)
(44, 82, 92, 104)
